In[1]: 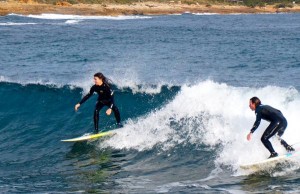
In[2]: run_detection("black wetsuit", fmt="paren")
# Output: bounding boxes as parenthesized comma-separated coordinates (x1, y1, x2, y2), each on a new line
(79, 84, 121, 133)
(250, 104, 291, 154)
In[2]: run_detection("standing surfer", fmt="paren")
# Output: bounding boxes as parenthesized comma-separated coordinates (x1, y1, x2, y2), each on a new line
(247, 97, 294, 158)
(75, 72, 122, 133)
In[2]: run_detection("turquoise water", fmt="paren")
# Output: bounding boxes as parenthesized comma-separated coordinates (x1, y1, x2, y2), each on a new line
(0, 13, 300, 193)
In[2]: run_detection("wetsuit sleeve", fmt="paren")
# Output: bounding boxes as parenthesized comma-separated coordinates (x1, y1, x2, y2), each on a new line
(250, 111, 262, 133)
(79, 86, 95, 105)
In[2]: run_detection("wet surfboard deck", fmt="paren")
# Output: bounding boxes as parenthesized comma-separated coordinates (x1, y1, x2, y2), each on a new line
(61, 131, 115, 142)
(240, 145, 300, 171)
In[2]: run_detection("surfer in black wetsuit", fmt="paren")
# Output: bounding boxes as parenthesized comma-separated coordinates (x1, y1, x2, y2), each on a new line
(75, 72, 121, 133)
(247, 97, 295, 158)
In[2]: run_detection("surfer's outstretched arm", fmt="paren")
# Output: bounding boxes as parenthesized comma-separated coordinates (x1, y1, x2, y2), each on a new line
(247, 109, 262, 141)
(75, 86, 95, 111)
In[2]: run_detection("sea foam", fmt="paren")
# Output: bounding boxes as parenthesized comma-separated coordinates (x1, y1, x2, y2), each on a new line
(25, 13, 152, 20)
(102, 80, 300, 173)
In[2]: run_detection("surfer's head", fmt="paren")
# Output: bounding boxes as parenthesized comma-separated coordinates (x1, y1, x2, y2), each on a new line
(94, 72, 110, 86)
(249, 96, 261, 111)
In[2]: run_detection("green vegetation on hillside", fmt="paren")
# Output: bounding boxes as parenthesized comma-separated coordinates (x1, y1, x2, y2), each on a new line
(241, 0, 298, 8)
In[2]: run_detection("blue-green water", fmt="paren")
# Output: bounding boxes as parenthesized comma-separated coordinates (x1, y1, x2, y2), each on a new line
(0, 13, 300, 193)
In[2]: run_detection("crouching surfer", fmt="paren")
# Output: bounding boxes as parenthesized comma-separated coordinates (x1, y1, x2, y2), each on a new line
(247, 97, 294, 159)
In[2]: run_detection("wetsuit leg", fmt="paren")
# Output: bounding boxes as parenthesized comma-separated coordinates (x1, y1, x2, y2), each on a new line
(276, 119, 294, 151)
(111, 105, 121, 124)
(94, 102, 105, 133)
(261, 121, 281, 154)
(276, 118, 287, 137)
(102, 101, 121, 124)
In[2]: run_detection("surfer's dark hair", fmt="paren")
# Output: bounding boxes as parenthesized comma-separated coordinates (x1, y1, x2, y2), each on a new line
(250, 96, 261, 108)
(94, 72, 111, 86)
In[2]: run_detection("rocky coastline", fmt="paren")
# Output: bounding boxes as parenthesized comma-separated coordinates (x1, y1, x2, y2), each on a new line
(1, 1, 300, 16)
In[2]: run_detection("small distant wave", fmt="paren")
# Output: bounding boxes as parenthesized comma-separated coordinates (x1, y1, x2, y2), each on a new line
(168, 13, 182, 16)
(0, 76, 69, 89)
(227, 12, 277, 15)
(0, 22, 37, 26)
(21, 13, 152, 20)
(192, 13, 219, 15)
(65, 19, 82, 24)
(228, 64, 248, 69)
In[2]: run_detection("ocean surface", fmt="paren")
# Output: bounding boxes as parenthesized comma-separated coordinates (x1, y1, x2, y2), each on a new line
(1, 12, 300, 193)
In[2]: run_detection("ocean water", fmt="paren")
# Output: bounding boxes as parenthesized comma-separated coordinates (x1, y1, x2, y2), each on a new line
(0, 12, 300, 193)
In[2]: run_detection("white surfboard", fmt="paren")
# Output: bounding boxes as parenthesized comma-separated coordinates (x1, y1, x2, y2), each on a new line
(240, 148, 300, 171)
(61, 131, 115, 142)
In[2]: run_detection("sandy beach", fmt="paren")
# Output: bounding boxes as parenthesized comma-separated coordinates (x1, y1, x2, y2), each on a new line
(1, 1, 300, 16)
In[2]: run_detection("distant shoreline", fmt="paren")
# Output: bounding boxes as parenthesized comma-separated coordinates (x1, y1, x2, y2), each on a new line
(1, 1, 300, 16)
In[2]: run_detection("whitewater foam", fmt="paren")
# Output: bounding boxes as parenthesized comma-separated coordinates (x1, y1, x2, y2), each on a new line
(102, 80, 300, 174)
(192, 13, 219, 15)
(111, 69, 177, 94)
(22, 13, 152, 20)
(65, 20, 82, 24)
(0, 76, 6, 82)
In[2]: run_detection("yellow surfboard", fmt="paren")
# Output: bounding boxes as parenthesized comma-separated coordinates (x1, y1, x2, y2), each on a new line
(61, 131, 115, 142)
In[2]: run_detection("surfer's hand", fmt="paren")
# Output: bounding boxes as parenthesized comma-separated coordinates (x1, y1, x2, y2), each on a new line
(75, 103, 80, 111)
(247, 132, 252, 141)
(106, 108, 112, 115)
